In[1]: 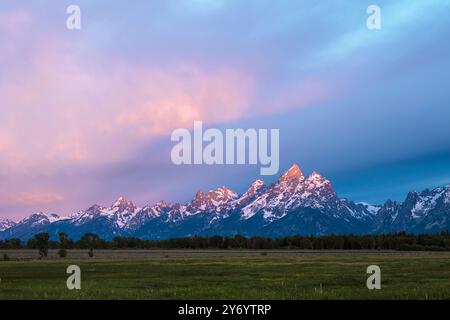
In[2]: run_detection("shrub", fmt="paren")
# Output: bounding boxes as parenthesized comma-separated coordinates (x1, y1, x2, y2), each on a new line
(58, 232, 69, 258)
(34, 233, 50, 258)
(58, 248, 67, 258)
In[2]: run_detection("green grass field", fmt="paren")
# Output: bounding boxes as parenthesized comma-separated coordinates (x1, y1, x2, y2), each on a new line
(0, 250, 449, 299)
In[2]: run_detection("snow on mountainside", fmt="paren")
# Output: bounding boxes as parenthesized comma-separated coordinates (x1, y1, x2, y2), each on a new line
(0, 218, 16, 231)
(186, 187, 238, 214)
(0, 212, 61, 240)
(240, 165, 371, 224)
(1, 165, 449, 240)
(20, 212, 61, 225)
(70, 197, 138, 228)
(372, 185, 450, 233)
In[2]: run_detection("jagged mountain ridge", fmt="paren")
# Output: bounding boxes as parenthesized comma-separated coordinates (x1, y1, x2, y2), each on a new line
(1, 164, 449, 240)
(0, 218, 16, 232)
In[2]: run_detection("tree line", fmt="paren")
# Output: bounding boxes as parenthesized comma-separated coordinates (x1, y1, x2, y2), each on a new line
(1, 232, 450, 256)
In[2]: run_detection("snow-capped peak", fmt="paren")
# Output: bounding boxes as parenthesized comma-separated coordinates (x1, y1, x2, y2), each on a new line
(241, 165, 341, 221)
(194, 190, 207, 200)
(190, 190, 209, 209)
(236, 180, 266, 207)
(155, 200, 171, 208)
(68, 197, 139, 229)
(208, 186, 238, 202)
(305, 171, 331, 188)
(245, 180, 265, 196)
(19, 212, 61, 226)
(188, 186, 238, 213)
(407, 186, 449, 219)
(112, 196, 126, 206)
(111, 197, 136, 212)
(309, 171, 324, 180)
(0, 218, 16, 231)
(279, 163, 303, 182)
(357, 202, 382, 215)
(251, 179, 265, 189)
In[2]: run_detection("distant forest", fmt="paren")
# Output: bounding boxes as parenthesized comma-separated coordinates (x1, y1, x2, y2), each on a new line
(1, 232, 450, 252)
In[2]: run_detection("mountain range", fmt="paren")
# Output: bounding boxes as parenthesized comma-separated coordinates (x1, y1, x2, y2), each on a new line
(1, 164, 449, 241)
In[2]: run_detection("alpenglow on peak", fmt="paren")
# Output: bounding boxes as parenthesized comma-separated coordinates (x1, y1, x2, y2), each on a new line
(279, 163, 304, 181)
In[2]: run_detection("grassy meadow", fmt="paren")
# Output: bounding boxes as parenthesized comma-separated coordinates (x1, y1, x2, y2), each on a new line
(0, 250, 449, 299)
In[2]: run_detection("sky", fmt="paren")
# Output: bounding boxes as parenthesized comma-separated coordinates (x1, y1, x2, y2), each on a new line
(1, 0, 450, 220)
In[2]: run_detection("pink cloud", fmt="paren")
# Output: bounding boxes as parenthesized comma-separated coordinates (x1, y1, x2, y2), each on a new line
(0, 37, 337, 179)
(0, 189, 64, 207)
(12, 191, 65, 206)
(111, 65, 255, 137)
(0, 9, 31, 34)
(0, 41, 256, 176)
